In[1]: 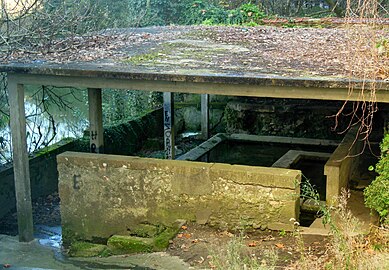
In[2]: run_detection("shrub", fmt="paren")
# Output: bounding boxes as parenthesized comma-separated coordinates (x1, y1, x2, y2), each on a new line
(364, 130, 389, 225)
(239, 3, 265, 23)
(181, 0, 265, 26)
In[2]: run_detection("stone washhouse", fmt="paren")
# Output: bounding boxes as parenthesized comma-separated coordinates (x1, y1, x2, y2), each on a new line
(0, 26, 388, 247)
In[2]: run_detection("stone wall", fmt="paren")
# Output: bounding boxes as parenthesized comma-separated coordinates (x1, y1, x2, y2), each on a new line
(0, 139, 75, 219)
(58, 152, 301, 244)
(324, 126, 363, 204)
(0, 109, 164, 219)
(224, 99, 355, 140)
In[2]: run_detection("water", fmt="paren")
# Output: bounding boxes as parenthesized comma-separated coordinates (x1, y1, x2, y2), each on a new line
(0, 87, 89, 165)
(205, 141, 290, 167)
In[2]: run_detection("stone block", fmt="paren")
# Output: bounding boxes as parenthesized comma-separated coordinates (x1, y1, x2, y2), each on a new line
(268, 222, 294, 232)
(107, 235, 154, 255)
(58, 152, 303, 245)
(278, 200, 300, 221)
(69, 242, 108, 257)
(171, 162, 212, 196)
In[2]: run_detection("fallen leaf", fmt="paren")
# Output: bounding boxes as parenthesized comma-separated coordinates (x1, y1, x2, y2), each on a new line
(183, 233, 191, 239)
(181, 225, 188, 230)
(177, 233, 183, 238)
(195, 256, 205, 264)
(248, 241, 257, 247)
(275, 243, 285, 249)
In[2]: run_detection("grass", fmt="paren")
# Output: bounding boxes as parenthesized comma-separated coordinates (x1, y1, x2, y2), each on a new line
(207, 189, 389, 269)
(208, 233, 278, 270)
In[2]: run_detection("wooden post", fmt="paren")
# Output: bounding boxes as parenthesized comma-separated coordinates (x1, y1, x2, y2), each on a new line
(88, 88, 104, 153)
(201, 94, 210, 140)
(163, 92, 175, 159)
(8, 78, 34, 242)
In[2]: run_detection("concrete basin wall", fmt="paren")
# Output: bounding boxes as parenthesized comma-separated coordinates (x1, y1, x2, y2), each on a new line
(57, 152, 301, 243)
(0, 139, 76, 219)
(324, 126, 362, 204)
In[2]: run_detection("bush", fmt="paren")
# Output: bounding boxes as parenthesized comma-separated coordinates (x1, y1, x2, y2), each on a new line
(364, 130, 389, 225)
(181, 0, 265, 26)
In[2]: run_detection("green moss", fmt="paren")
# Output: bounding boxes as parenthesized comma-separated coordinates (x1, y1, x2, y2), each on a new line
(62, 227, 82, 247)
(123, 51, 163, 64)
(33, 137, 75, 157)
(129, 224, 162, 238)
(69, 241, 108, 257)
(153, 227, 179, 251)
(107, 235, 154, 254)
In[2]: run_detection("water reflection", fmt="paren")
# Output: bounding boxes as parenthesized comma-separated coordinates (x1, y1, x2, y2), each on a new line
(0, 88, 88, 165)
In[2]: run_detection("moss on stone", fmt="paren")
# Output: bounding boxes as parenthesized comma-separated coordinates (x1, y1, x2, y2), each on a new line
(122, 51, 164, 64)
(153, 227, 179, 251)
(62, 227, 82, 247)
(69, 241, 108, 257)
(129, 224, 162, 238)
(107, 235, 154, 255)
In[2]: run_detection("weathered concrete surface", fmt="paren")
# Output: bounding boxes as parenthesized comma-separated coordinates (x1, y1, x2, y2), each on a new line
(272, 150, 331, 168)
(0, 234, 192, 269)
(1, 26, 388, 93)
(324, 126, 362, 204)
(58, 152, 301, 244)
(0, 109, 163, 220)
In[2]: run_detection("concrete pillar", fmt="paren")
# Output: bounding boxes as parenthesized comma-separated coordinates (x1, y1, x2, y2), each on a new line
(88, 88, 104, 153)
(8, 77, 34, 242)
(201, 94, 210, 140)
(163, 92, 175, 159)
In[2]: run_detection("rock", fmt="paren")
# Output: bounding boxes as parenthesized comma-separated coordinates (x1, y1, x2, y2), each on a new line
(69, 242, 108, 257)
(129, 224, 161, 238)
(107, 235, 154, 255)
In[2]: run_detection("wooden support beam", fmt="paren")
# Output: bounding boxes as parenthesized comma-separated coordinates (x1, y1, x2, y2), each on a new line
(11, 74, 389, 103)
(201, 94, 210, 140)
(8, 79, 34, 242)
(88, 88, 104, 153)
(163, 92, 175, 159)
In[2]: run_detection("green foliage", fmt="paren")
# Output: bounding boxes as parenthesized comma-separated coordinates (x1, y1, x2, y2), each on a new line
(376, 37, 389, 57)
(181, 1, 265, 26)
(239, 3, 265, 22)
(364, 130, 389, 224)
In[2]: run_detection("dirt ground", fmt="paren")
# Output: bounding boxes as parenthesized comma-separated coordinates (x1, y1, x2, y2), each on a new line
(167, 222, 330, 269)
(0, 191, 331, 269)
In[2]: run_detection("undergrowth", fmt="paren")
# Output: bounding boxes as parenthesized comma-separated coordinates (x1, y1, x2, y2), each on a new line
(208, 232, 278, 270)
(365, 128, 389, 225)
(296, 186, 389, 270)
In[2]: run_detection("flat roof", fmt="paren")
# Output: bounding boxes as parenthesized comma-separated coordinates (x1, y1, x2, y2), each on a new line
(0, 25, 388, 91)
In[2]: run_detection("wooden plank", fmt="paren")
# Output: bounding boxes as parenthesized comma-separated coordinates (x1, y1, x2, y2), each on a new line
(201, 94, 210, 140)
(8, 79, 34, 242)
(163, 92, 175, 159)
(10, 74, 389, 103)
(88, 88, 104, 153)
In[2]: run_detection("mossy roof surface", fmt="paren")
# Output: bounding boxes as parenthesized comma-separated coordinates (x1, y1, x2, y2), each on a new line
(0, 25, 388, 89)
